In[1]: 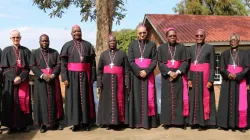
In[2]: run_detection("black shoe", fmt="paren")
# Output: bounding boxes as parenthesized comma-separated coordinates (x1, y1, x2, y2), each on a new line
(7, 128, 17, 134)
(20, 127, 30, 133)
(53, 124, 63, 130)
(58, 125, 63, 130)
(183, 125, 187, 130)
(164, 125, 169, 130)
(239, 128, 246, 133)
(40, 125, 47, 133)
(191, 125, 198, 129)
(106, 125, 111, 130)
(82, 124, 91, 131)
(114, 125, 122, 131)
(232, 128, 236, 132)
(85, 126, 91, 131)
(71, 125, 80, 132)
(198, 126, 206, 131)
(218, 127, 229, 131)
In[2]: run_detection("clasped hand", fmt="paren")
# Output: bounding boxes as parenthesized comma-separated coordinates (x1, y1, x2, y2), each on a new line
(42, 74, 55, 82)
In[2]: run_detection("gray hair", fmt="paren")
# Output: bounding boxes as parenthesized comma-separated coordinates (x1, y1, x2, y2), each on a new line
(196, 29, 206, 36)
(229, 33, 240, 41)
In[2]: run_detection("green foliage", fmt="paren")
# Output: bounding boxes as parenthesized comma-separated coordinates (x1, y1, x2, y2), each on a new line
(113, 29, 137, 54)
(32, 0, 126, 24)
(173, 0, 249, 16)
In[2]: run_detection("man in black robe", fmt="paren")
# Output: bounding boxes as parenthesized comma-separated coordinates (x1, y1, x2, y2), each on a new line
(97, 35, 130, 130)
(158, 28, 189, 130)
(127, 25, 158, 129)
(60, 25, 96, 132)
(217, 33, 249, 132)
(188, 29, 217, 131)
(0, 30, 33, 134)
(0, 48, 2, 134)
(30, 34, 64, 133)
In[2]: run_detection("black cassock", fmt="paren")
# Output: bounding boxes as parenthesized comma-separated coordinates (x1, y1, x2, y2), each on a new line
(158, 43, 189, 125)
(217, 49, 249, 129)
(97, 49, 130, 125)
(0, 46, 33, 128)
(247, 49, 250, 128)
(127, 40, 159, 129)
(30, 48, 64, 126)
(60, 40, 96, 126)
(0, 49, 3, 128)
(188, 43, 217, 126)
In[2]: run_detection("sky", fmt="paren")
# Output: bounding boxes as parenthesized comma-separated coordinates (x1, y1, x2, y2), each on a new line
(0, 0, 181, 52)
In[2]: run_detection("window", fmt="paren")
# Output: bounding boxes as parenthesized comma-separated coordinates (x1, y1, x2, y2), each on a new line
(214, 53, 222, 84)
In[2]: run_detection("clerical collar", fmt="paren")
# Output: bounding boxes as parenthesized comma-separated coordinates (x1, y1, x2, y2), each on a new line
(139, 39, 146, 43)
(231, 47, 238, 52)
(41, 48, 49, 52)
(197, 43, 205, 47)
(169, 43, 176, 47)
(13, 45, 20, 49)
(109, 48, 117, 52)
(74, 38, 83, 42)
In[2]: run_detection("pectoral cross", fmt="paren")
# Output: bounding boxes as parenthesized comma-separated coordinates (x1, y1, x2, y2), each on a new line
(80, 56, 83, 62)
(171, 59, 175, 66)
(194, 60, 198, 66)
(46, 67, 50, 72)
(17, 59, 21, 65)
(139, 56, 144, 62)
(110, 63, 114, 68)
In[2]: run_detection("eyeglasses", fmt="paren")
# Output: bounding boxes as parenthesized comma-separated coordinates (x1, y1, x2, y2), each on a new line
(11, 37, 21, 39)
(139, 32, 147, 35)
(196, 35, 204, 38)
(168, 35, 177, 38)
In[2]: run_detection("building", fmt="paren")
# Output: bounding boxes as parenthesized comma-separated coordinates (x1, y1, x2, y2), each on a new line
(143, 14, 250, 84)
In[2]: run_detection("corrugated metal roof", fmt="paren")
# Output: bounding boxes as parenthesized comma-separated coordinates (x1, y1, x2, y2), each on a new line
(145, 14, 250, 43)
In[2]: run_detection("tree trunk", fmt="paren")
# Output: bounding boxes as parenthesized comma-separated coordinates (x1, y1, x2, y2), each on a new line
(95, 0, 114, 65)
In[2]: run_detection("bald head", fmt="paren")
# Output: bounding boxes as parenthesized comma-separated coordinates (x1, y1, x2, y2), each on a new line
(39, 34, 49, 41)
(10, 30, 21, 46)
(10, 30, 21, 38)
(71, 25, 82, 40)
(137, 25, 147, 40)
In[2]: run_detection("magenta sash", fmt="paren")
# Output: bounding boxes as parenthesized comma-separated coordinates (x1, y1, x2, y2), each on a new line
(166, 60, 189, 117)
(67, 62, 90, 72)
(104, 66, 125, 122)
(135, 58, 155, 116)
(16, 62, 30, 114)
(18, 80, 30, 114)
(227, 65, 247, 128)
(41, 69, 63, 119)
(67, 62, 95, 119)
(190, 63, 210, 120)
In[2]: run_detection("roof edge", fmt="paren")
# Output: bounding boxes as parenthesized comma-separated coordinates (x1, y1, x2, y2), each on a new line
(183, 41, 250, 46)
(143, 15, 166, 43)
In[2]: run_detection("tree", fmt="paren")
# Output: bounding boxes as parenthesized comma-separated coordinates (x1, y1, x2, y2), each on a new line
(173, 0, 249, 15)
(32, 0, 126, 62)
(113, 29, 137, 54)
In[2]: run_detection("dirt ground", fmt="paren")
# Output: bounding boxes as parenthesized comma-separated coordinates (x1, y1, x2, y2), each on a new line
(0, 85, 244, 140)
(0, 125, 250, 140)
